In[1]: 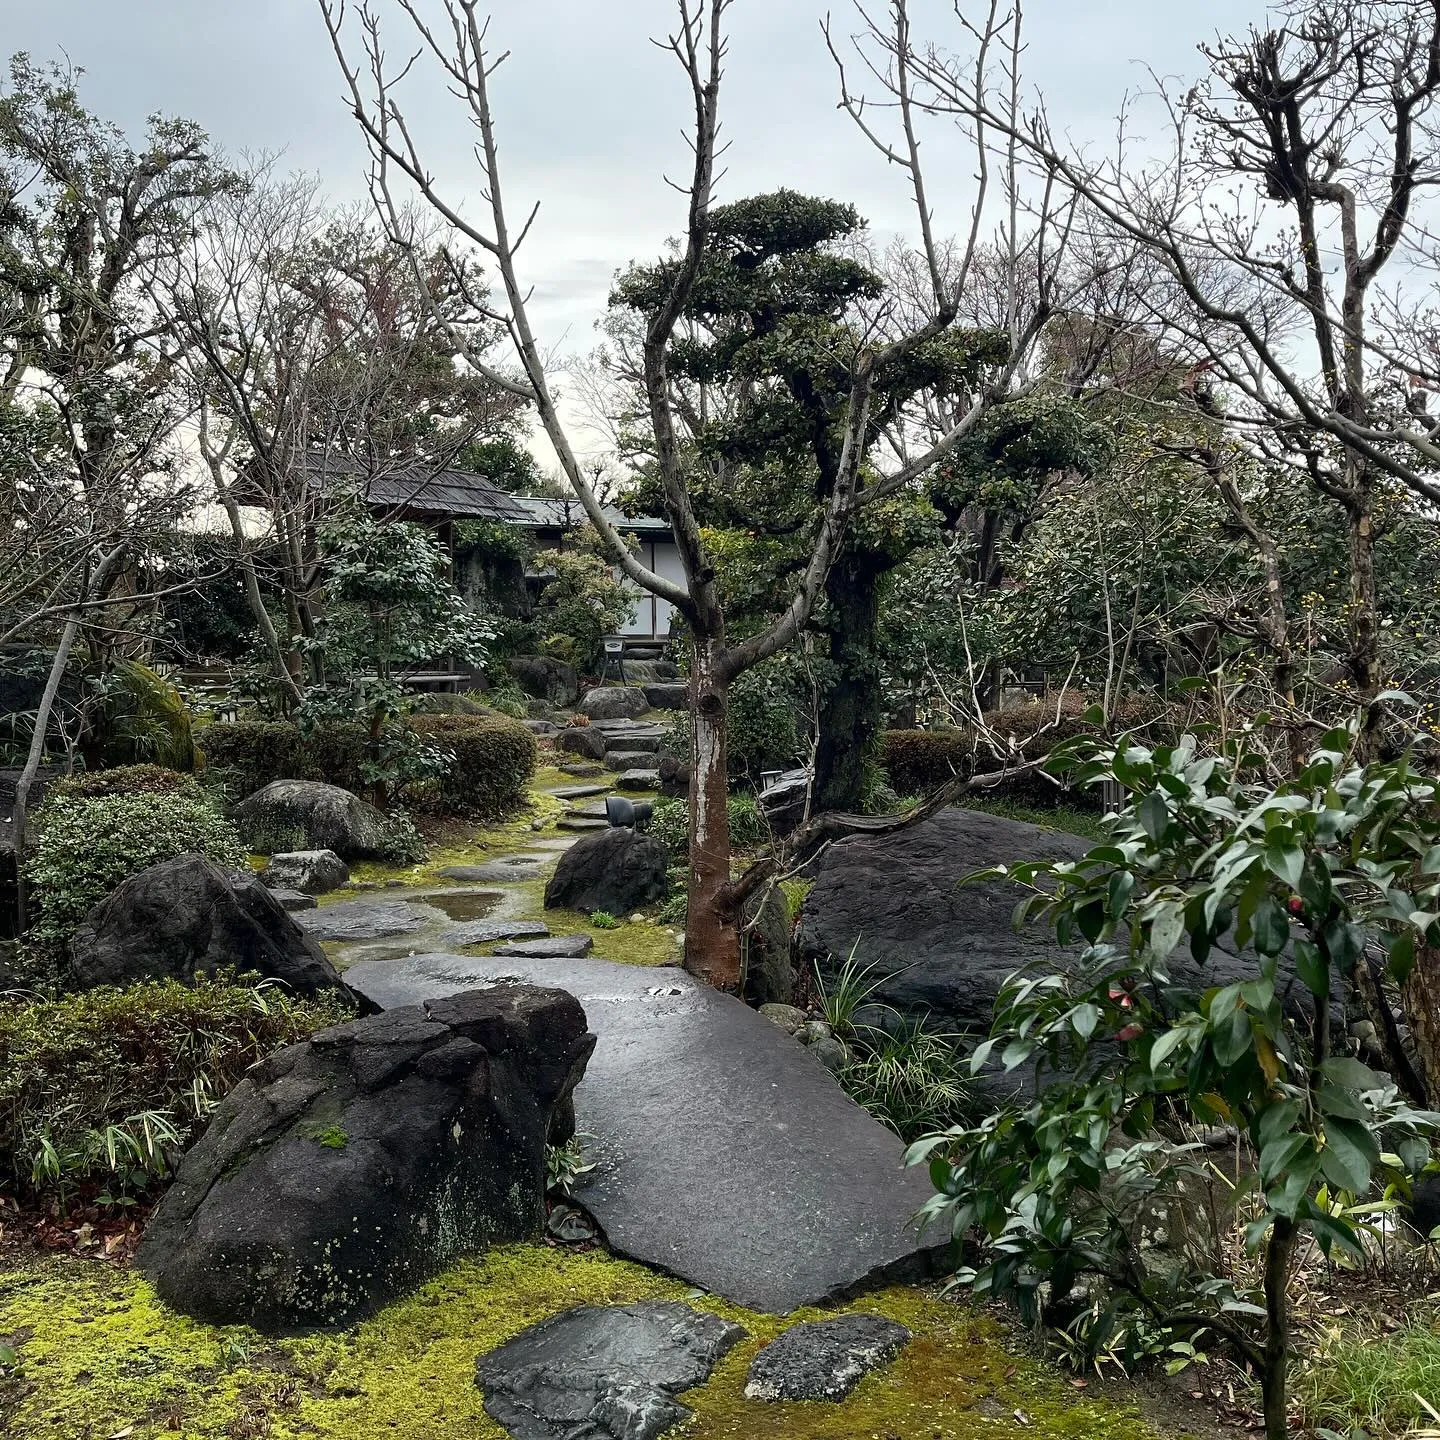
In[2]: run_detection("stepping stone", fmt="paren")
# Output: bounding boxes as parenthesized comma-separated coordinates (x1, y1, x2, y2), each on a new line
(549, 784, 612, 799)
(616, 769, 661, 792)
(345, 953, 946, 1313)
(443, 920, 551, 947)
(492, 934, 594, 958)
(296, 899, 436, 940)
(523, 719, 560, 736)
(567, 802, 611, 820)
(557, 815, 609, 832)
(604, 750, 656, 772)
(267, 887, 316, 913)
(475, 1301, 745, 1440)
(559, 762, 606, 777)
(745, 1314, 912, 1401)
(437, 855, 551, 883)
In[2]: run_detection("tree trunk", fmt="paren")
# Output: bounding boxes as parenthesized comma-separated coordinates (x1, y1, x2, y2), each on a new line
(1260, 1214, 1296, 1440)
(1404, 945, 1440, 1106)
(1346, 476, 1380, 712)
(815, 548, 885, 814)
(685, 639, 741, 990)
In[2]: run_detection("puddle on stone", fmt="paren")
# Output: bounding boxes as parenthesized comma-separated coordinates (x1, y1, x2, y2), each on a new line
(411, 890, 504, 921)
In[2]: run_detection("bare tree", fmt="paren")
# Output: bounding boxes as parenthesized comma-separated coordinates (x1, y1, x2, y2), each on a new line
(169, 169, 521, 704)
(317, 0, 1077, 988)
(906, 0, 1440, 724)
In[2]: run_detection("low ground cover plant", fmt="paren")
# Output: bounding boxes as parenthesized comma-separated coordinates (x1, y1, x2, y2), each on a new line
(0, 975, 354, 1205)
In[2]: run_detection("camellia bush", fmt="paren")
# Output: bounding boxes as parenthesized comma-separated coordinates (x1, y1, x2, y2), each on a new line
(912, 712, 1440, 1440)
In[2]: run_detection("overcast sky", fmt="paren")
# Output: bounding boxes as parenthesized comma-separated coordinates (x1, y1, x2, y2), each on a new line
(3, 0, 1271, 462)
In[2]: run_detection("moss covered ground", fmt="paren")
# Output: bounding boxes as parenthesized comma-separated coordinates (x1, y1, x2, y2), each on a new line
(0, 1244, 1159, 1440)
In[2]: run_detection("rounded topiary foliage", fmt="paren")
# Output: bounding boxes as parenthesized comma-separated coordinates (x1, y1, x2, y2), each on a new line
(25, 790, 246, 956)
(50, 765, 202, 800)
(407, 713, 537, 819)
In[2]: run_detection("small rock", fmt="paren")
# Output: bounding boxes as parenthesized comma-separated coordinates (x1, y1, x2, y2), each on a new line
(475, 1301, 746, 1440)
(493, 934, 595, 959)
(808, 1037, 848, 1073)
(578, 686, 650, 722)
(801, 1020, 834, 1046)
(759, 1003, 807, 1034)
(556, 727, 608, 762)
(642, 682, 690, 711)
(546, 1203, 598, 1244)
(744, 1314, 912, 1402)
(260, 849, 351, 896)
(616, 769, 661, 792)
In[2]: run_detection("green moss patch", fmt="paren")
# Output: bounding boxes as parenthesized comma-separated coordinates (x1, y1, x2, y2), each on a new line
(0, 1246, 1156, 1440)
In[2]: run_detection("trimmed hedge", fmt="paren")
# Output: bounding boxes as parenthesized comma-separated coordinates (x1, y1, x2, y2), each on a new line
(883, 694, 1169, 796)
(200, 720, 370, 799)
(51, 764, 202, 800)
(407, 712, 537, 818)
(0, 975, 354, 1199)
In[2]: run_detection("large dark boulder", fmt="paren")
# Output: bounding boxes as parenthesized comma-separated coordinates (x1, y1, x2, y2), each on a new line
(798, 808, 1319, 1039)
(234, 779, 390, 861)
(136, 986, 595, 1332)
(556, 726, 607, 762)
(69, 854, 342, 996)
(579, 686, 649, 722)
(509, 655, 580, 708)
(544, 827, 670, 916)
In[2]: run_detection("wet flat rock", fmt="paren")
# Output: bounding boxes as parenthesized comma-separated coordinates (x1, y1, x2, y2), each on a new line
(444, 920, 551, 947)
(346, 953, 945, 1313)
(475, 1301, 745, 1440)
(295, 899, 438, 941)
(744, 1314, 911, 1401)
(437, 855, 552, 884)
(493, 934, 594, 959)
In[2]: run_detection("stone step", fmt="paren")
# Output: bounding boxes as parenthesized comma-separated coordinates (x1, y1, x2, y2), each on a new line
(604, 750, 658, 772)
(615, 769, 661, 792)
(492, 934, 595, 959)
(549, 784, 612, 799)
(557, 815, 610, 832)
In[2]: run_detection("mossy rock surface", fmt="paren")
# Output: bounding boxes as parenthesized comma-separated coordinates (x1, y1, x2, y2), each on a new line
(0, 1245, 1158, 1440)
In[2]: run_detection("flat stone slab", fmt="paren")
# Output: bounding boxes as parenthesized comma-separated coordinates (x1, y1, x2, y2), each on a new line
(558, 763, 607, 777)
(616, 770, 661, 791)
(493, 934, 595, 958)
(605, 751, 658, 772)
(558, 816, 609, 832)
(296, 898, 438, 941)
(745, 1314, 911, 1401)
(550, 784, 612, 799)
(345, 953, 945, 1313)
(476, 1301, 745, 1440)
(444, 920, 551, 947)
(437, 855, 551, 883)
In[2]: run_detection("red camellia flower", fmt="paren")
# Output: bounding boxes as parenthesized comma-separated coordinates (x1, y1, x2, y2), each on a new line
(1287, 897, 1304, 914)
(1116, 1023, 1144, 1042)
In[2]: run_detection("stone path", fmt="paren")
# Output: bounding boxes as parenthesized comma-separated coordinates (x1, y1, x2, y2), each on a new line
(345, 951, 946, 1314)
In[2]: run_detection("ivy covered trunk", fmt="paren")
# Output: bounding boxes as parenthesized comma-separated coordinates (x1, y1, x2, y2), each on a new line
(685, 640, 741, 990)
(814, 548, 887, 814)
